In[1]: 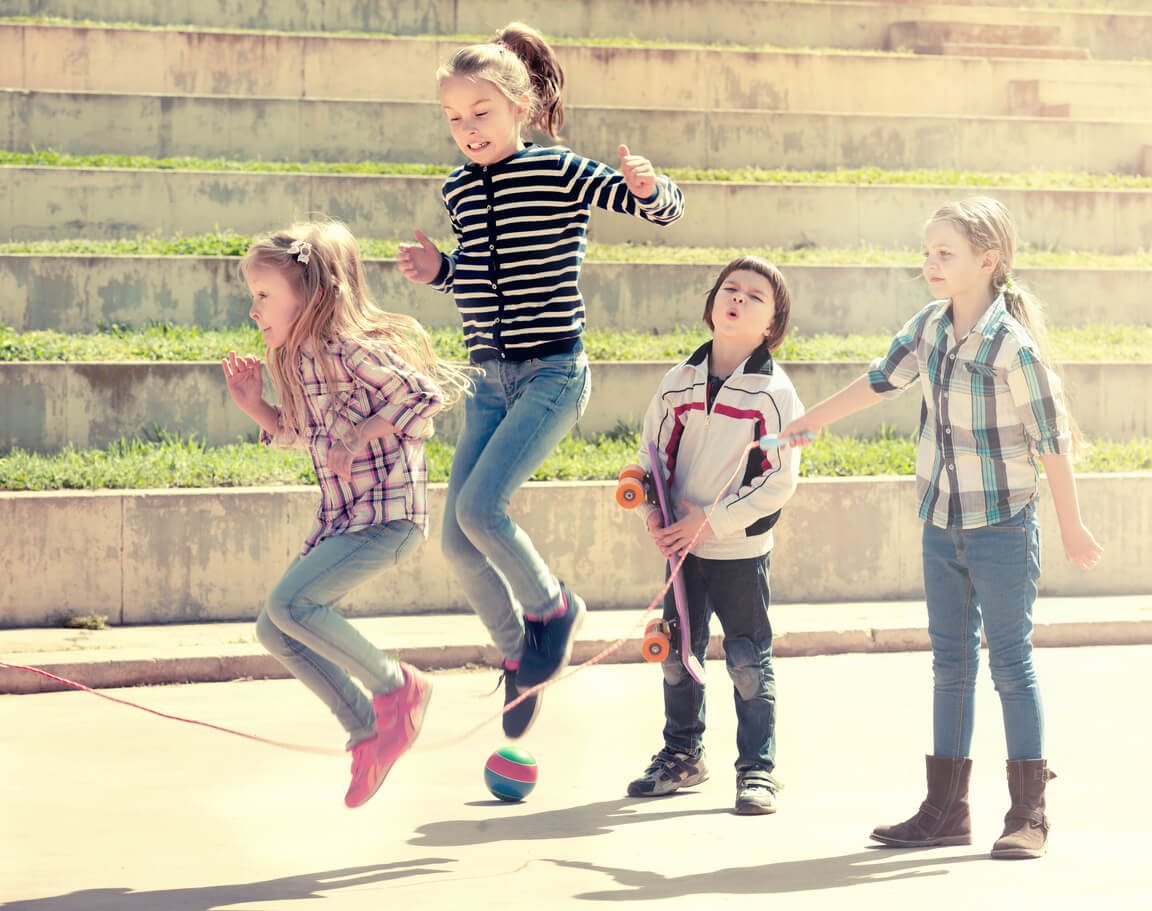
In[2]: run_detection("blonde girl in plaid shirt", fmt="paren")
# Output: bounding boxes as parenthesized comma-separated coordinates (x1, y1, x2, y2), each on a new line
(222, 220, 471, 809)
(782, 198, 1102, 860)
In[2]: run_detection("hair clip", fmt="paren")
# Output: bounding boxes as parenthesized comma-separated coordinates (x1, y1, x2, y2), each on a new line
(493, 39, 508, 51)
(286, 240, 311, 265)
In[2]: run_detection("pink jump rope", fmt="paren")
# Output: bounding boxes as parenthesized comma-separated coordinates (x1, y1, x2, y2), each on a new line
(1, 432, 813, 754)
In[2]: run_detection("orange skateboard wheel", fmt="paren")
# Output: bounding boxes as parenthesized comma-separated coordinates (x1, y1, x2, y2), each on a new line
(642, 617, 671, 662)
(616, 477, 644, 508)
(642, 631, 671, 662)
(616, 465, 645, 509)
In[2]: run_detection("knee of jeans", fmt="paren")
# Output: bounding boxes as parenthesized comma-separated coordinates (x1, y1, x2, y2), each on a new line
(454, 482, 506, 543)
(661, 657, 687, 687)
(255, 607, 289, 655)
(932, 649, 980, 688)
(262, 584, 317, 634)
(725, 637, 770, 701)
(988, 653, 1036, 694)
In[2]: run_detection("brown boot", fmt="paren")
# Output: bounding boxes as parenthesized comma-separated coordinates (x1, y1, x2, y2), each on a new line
(871, 755, 973, 847)
(991, 759, 1055, 859)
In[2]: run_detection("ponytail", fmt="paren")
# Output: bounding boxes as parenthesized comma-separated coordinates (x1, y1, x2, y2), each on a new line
(437, 22, 566, 140)
(494, 23, 566, 139)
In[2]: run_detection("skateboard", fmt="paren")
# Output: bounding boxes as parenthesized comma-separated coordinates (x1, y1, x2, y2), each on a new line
(616, 442, 705, 684)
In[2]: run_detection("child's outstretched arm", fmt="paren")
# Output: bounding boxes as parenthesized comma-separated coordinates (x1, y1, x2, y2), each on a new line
(579, 145, 684, 225)
(221, 351, 280, 437)
(780, 375, 883, 447)
(1039, 452, 1104, 570)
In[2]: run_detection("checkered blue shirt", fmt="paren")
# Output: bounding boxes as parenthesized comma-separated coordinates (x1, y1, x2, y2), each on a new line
(261, 340, 443, 555)
(868, 295, 1071, 529)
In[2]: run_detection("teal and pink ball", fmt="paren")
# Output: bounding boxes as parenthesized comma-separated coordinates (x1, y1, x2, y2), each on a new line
(484, 747, 538, 801)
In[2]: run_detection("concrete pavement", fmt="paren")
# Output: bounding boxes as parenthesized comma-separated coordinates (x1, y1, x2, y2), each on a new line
(2, 595, 1150, 694)
(1, 649, 1149, 909)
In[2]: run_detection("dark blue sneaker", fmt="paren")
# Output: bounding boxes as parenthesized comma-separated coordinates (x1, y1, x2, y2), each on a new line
(500, 663, 541, 739)
(517, 583, 586, 689)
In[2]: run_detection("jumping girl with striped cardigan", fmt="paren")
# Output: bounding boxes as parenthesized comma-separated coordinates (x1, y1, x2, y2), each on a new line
(398, 22, 684, 738)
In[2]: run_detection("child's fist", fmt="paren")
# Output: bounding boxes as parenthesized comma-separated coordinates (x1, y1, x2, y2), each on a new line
(397, 230, 442, 284)
(619, 144, 657, 200)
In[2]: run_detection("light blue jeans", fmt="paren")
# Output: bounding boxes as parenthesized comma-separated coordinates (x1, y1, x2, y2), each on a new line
(922, 502, 1044, 761)
(256, 519, 422, 746)
(441, 348, 591, 662)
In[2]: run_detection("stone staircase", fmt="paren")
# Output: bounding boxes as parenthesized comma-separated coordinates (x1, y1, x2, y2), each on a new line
(1, 0, 1150, 623)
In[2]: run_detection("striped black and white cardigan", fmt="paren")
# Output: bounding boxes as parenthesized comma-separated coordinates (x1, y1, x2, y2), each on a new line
(429, 144, 685, 362)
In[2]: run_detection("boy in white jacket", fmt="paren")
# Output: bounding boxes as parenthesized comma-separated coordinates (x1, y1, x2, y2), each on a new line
(627, 256, 804, 815)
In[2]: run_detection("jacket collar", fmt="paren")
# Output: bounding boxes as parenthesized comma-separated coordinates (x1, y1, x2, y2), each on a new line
(686, 340, 775, 376)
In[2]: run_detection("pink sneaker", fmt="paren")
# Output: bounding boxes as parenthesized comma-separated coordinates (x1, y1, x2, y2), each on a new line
(344, 664, 432, 809)
(345, 735, 387, 808)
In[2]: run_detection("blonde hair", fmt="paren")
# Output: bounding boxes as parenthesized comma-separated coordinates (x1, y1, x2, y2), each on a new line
(240, 220, 472, 439)
(437, 22, 566, 139)
(928, 196, 1079, 444)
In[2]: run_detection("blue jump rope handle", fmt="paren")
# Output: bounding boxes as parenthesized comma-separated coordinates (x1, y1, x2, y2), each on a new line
(758, 431, 814, 450)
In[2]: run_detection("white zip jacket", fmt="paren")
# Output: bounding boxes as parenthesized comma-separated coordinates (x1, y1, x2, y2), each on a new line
(638, 342, 804, 560)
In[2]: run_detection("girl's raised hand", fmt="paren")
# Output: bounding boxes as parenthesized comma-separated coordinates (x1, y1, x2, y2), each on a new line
(619, 144, 657, 200)
(397, 230, 443, 284)
(221, 351, 264, 409)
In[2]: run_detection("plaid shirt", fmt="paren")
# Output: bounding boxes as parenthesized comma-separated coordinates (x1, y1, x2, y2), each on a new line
(261, 339, 443, 556)
(868, 295, 1071, 529)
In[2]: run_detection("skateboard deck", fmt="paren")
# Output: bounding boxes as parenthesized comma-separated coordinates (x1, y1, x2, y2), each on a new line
(614, 445, 705, 684)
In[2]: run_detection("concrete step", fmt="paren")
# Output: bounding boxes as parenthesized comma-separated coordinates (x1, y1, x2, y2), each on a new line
(889, 19, 1067, 49)
(3, 359, 1150, 450)
(909, 41, 1092, 60)
(1010, 78, 1152, 121)
(863, 0, 1149, 9)
(5, 255, 1149, 336)
(5, 167, 1151, 254)
(3, 595, 1150, 693)
(5, 0, 1150, 61)
(4, 23, 1152, 119)
(5, 89, 1150, 175)
(1, 481, 1147, 630)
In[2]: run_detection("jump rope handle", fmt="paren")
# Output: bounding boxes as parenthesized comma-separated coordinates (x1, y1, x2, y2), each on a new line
(758, 431, 814, 450)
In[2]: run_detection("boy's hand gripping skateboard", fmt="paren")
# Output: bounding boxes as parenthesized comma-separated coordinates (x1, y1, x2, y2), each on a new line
(616, 442, 705, 684)
(615, 433, 809, 682)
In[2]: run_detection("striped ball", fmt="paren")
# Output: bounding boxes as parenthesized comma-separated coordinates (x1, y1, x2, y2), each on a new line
(484, 747, 538, 802)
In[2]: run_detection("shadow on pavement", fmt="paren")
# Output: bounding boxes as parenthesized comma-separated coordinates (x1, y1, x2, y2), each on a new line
(548, 848, 987, 900)
(0, 859, 457, 911)
(410, 795, 731, 846)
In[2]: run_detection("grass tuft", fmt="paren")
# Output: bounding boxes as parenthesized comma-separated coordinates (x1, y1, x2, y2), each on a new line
(3, 323, 1149, 363)
(2, 431, 1148, 491)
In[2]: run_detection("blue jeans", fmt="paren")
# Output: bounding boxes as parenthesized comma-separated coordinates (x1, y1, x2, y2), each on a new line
(662, 553, 778, 772)
(256, 519, 422, 746)
(441, 349, 590, 662)
(922, 502, 1044, 761)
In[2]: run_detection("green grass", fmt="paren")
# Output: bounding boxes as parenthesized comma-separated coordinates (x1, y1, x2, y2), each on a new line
(2, 431, 1148, 491)
(6, 149, 1152, 190)
(0, 16, 914, 56)
(4, 323, 1150, 363)
(4, 234, 1150, 270)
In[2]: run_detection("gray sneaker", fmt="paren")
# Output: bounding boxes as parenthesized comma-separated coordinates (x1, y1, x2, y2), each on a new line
(735, 769, 781, 815)
(627, 749, 709, 797)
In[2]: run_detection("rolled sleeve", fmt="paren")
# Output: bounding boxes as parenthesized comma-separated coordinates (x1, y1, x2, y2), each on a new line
(342, 346, 444, 440)
(1007, 348, 1071, 455)
(869, 329, 922, 398)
